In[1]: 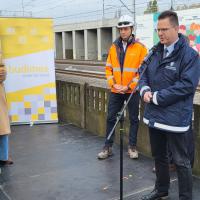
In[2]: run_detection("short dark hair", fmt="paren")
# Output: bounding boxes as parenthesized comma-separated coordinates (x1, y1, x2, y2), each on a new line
(158, 10, 179, 27)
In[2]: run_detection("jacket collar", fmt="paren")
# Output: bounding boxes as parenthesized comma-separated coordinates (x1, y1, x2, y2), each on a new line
(114, 34, 135, 47)
(156, 33, 188, 54)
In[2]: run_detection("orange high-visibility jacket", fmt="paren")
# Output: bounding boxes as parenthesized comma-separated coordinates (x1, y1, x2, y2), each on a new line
(105, 37, 147, 93)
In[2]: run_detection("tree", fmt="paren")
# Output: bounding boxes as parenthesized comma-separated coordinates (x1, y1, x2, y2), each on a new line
(144, 0, 158, 14)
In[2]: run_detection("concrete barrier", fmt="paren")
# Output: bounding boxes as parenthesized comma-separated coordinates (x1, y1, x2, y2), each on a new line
(56, 80, 200, 176)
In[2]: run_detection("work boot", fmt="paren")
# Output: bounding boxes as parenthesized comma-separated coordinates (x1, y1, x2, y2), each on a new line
(128, 146, 138, 159)
(97, 146, 112, 160)
(141, 189, 168, 200)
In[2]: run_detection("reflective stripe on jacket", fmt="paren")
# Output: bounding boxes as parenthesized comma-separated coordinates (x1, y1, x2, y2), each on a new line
(105, 36, 147, 93)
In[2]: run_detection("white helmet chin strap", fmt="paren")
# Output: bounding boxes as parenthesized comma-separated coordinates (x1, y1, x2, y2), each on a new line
(122, 36, 132, 43)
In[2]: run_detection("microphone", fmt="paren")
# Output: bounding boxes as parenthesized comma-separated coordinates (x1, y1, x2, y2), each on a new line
(138, 45, 157, 76)
(142, 45, 157, 65)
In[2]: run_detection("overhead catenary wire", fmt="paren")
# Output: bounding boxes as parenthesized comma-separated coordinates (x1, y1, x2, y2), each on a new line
(53, 4, 170, 25)
(1, 0, 199, 23)
(32, 0, 75, 13)
(51, 2, 186, 20)
(118, 0, 134, 14)
(53, 2, 171, 20)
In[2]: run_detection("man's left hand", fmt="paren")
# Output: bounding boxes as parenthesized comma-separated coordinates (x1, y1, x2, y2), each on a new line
(119, 86, 129, 94)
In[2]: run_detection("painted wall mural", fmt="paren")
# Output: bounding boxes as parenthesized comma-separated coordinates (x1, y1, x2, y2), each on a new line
(153, 8, 200, 54)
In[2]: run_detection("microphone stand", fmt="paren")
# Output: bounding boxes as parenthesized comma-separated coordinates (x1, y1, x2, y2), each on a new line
(106, 46, 156, 200)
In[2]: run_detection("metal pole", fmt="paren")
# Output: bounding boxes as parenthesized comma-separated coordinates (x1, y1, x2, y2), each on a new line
(132, 0, 136, 34)
(133, 0, 136, 26)
(170, 0, 174, 10)
(119, 117, 124, 200)
(103, 0, 105, 19)
(22, 0, 25, 16)
(106, 45, 157, 200)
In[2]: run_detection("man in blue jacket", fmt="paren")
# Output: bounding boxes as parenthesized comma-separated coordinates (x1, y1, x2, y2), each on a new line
(139, 10, 200, 200)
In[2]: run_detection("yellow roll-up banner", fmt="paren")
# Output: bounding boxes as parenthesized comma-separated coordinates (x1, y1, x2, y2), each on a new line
(0, 17, 58, 124)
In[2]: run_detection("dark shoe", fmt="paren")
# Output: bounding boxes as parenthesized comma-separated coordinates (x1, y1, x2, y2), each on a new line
(0, 158, 14, 166)
(141, 189, 168, 200)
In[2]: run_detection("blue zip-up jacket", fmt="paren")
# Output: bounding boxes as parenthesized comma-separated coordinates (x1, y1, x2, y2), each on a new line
(139, 33, 200, 133)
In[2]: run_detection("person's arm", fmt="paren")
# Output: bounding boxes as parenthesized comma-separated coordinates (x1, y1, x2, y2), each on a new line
(138, 49, 152, 100)
(152, 53, 200, 107)
(105, 47, 115, 88)
(128, 45, 148, 91)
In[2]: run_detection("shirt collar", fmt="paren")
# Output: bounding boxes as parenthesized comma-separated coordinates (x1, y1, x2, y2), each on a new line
(164, 38, 179, 55)
(122, 40, 127, 51)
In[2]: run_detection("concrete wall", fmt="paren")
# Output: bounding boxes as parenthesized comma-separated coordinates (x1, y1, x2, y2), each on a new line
(65, 31, 73, 59)
(56, 79, 200, 176)
(54, 9, 200, 61)
(54, 18, 119, 61)
(74, 30, 84, 60)
(55, 32, 63, 59)
(101, 28, 112, 61)
(86, 29, 97, 60)
(112, 27, 119, 42)
(55, 18, 118, 32)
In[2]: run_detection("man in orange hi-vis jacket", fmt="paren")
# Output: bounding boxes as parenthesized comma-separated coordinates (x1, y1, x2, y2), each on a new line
(97, 15, 147, 160)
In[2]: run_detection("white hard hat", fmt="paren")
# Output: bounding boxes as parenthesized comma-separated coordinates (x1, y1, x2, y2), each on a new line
(117, 15, 134, 28)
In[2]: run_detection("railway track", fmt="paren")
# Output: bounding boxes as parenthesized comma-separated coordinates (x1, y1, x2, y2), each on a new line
(55, 68, 200, 91)
(55, 59, 105, 66)
(55, 60, 200, 92)
(56, 68, 105, 79)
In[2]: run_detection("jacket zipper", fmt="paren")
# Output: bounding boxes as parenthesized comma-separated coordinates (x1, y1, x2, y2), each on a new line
(122, 44, 129, 85)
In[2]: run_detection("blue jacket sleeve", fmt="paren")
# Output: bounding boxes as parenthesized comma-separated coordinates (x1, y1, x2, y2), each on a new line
(138, 64, 151, 98)
(156, 53, 200, 107)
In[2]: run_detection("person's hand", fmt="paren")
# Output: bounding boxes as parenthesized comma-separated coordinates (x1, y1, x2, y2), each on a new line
(0, 65, 7, 83)
(113, 84, 123, 92)
(143, 91, 152, 103)
(118, 85, 128, 94)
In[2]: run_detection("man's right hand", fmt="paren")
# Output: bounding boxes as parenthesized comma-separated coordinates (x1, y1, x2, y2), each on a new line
(143, 91, 152, 103)
(113, 84, 123, 92)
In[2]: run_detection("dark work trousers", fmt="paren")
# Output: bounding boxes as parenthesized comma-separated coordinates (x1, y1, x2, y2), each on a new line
(149, 128, 192, 200)
(168, 124, 195, 168)
(104, 92, 140, 147)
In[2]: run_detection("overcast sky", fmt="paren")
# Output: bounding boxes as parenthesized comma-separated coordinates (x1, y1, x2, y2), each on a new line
(0, 0, 199, 24)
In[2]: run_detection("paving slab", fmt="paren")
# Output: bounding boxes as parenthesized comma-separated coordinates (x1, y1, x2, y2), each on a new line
(0, 124, 199, 200)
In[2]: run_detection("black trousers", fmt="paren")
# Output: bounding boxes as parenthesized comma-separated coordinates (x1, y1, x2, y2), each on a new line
(168, 125, 195, 168)
(105, 92, 140, 147)
(149, 128, 192, 200)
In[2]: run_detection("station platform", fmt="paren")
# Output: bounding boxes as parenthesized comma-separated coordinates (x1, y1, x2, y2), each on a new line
(0, 123, 200, 200)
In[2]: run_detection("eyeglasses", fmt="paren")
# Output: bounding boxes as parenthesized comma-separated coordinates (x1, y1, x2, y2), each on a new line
(156, 27, 174, 33)
(118, 21, 131, 26)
